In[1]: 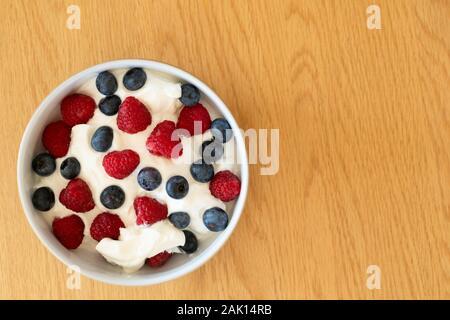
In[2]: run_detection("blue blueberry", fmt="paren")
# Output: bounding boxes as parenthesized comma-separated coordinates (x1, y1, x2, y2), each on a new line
(179, 230, 198, 253)
(137, 167, 162, 191)
(211, 118, 233, 143)
(100, 185, 125, 209)
(180, 83, 200, 106)
(99, 95, 121, 116)
(203, 207, 228, 232)
(123, 68, 147, 91)
(32, 153, 56, 176)
(166, 176, 189, 199)
(190, 160, 214, 183)
(96, 71, 118, 95)
(60, 157, 81, 179)
(201, 140, 224, 164)
(91, 126, 114, 152)
(168, 212, 190, 229)
(32, 187, 55, 211)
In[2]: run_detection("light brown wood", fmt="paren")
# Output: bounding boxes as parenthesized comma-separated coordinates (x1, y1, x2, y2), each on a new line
(0, 0, 449, 299)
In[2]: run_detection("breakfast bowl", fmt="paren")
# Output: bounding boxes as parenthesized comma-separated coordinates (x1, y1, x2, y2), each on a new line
(17, 59, 249, 286)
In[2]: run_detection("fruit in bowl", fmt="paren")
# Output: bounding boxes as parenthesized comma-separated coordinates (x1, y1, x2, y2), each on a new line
(18, 60, 248, 285)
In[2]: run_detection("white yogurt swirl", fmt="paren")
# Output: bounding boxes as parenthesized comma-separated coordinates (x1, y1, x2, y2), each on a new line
(96, 221, 185, 273)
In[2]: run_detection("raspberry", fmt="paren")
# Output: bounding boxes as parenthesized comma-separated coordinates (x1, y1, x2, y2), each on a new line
(90, 212, 125, 241)
(52, 214, 85, 249)
(102, 149, 140, 179)
(61, 93, 96, 127)
(59, 178, 95, 213)
(146, 251, 172, 268)
(146, 120, 182, 158)
(134, 196, 168, 225)
(42, 121, 71, 158)
(209, 170, 241, 202)
(117, 97, 152, 133)
(176, 103, 211, 136)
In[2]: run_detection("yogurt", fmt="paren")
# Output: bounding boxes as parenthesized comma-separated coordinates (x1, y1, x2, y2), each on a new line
(33, 69, 240, 272)
(96, 221, 185, 273)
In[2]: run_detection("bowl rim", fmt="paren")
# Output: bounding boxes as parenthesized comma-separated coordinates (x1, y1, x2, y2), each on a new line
(17, 59, 249, 286)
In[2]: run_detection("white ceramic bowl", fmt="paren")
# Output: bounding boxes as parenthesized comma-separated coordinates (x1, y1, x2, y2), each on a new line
(17, 60, 248, 286)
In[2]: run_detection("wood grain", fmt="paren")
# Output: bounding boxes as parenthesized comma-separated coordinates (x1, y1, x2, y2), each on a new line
(0, 0, 449, 299)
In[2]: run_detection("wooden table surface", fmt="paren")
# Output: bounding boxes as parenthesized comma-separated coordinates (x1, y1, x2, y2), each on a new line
(0, 0, 449, 299)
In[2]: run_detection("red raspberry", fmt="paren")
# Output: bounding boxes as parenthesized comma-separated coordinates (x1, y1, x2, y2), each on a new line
(52, 214, 85, 249)
(146, 120, 182, 159)
(59, 178, 95, 213)
(42, 120, 71, 158)
(176, 103, 211, 136)
(134, 196, 168, 225)
(146, 251, 172, 268)
(209, 170, 241, 202)
(90, 212, 125, 241)
(102, 149, 140, 179)
(117, 97, 152, 133)
(61, 93, 96, 127)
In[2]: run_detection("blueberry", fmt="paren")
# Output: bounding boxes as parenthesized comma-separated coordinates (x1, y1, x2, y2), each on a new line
(123, 68, 147, 91)
(180, 83, 200, 106)
(60, 157, 81, 179)
(201, 140, 224, 164)
(99, 95, 121, 116)
(137, 167, 162, 191)
(100, 185, 125, 209)
(166, 176, 189, 199)
(96, 71, 118, 95)
(168, 212, 190, 229)
(211, 118, 233, 143)
(32, 187, 55, 211)
(32, 153, 56, 176)
(91, 126, 114, 152)
(203, 207, 228, 232)
(190, 160, 214, 183)
(179, 230, 198, 253)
